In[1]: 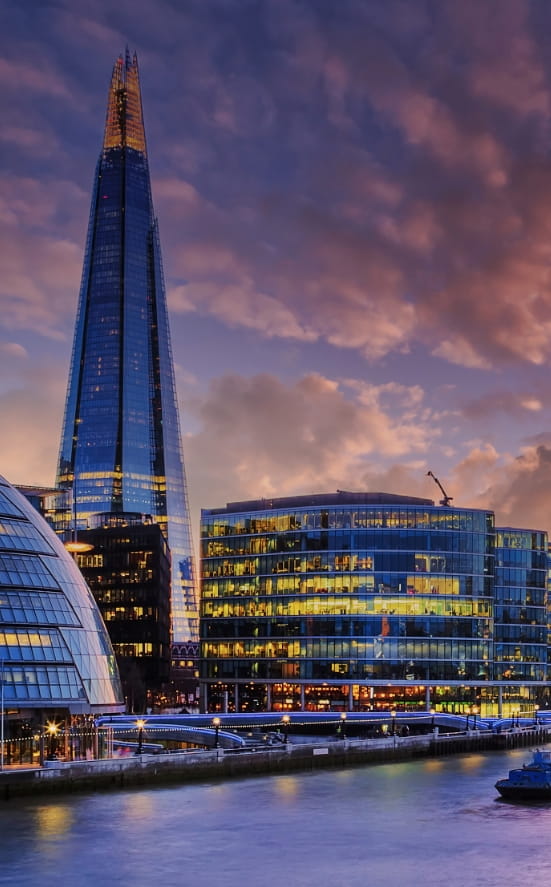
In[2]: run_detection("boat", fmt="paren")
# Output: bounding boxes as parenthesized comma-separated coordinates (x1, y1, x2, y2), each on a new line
(495, 749, 551, 801)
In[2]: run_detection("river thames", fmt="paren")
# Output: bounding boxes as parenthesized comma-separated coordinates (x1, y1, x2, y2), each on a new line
(1, 746, 550, 887)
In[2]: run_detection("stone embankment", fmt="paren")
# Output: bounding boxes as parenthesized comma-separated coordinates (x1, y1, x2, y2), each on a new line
(1, 726, 549, 800)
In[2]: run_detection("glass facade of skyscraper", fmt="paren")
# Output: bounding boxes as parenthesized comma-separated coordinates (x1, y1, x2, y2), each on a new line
(55, 52, 197, 644)
(200, 492, 550, 716)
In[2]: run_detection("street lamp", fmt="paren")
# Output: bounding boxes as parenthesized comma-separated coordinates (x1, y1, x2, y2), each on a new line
(430, 708, 436, 731)
(136, 718, 146, 755)
(472, 705, 478, 731)
(46, 722, 59, 760)
(212, 716, 221, 749)
(281, 714, 290, 744)
(340, 711, 347, 740)
(390, 710, 397, 736)
(535, 704, 540, 726)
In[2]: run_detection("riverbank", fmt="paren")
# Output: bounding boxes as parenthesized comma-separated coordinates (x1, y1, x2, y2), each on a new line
(1, 724, 549, 800)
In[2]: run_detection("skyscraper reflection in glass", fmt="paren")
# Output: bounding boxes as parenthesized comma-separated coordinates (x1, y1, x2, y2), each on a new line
(56, 51, 198, 643)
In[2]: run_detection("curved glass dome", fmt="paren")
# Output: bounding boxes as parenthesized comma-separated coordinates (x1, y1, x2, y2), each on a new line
(0, 476, 124, 714)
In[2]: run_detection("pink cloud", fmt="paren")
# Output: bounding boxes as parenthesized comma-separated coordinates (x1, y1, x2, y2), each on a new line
(0, 367, 65, 488)
(449, 0, 550, 117)
(0, 342, 28, 359)
(0, 57, 70, 98)
(459, 442, 551, 533)
(184, 371, 433, 524)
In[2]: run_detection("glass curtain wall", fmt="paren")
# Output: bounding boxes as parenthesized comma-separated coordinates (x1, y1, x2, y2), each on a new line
(200, 493, 505, 712)
(55, 52, 197, 643)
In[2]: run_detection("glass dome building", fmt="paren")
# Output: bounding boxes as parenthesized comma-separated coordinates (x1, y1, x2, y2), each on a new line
(0, 475, 124, 724)
(200, 492, 550, 717)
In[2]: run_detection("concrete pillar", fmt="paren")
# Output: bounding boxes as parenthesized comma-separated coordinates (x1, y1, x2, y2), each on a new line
(267, 684, 272, 711)
(199, 682, 208, 713)
(498, 686, 503, 718)
(223, 690, 229, 713)
(425, 685, 431, 711)
(348, 684, 354, 711)
(234, 684, 239, 713)
(300, 685, 305, 710)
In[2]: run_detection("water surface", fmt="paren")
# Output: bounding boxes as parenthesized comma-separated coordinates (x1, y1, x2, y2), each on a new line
(1, 746, 549, 887)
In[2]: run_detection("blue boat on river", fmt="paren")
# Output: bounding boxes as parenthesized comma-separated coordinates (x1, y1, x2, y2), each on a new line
(495, 749, 551, 801)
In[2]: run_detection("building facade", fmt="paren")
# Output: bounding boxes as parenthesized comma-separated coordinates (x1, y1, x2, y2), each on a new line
(0, 476, 124, 730)
(200, 492, 550, 717)
(75, 520, 171, 712)
(55, 51, 198, 647)
(494, 528, 549, 711)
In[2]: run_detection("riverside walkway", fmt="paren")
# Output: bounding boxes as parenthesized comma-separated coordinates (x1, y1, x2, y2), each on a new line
(1, 723, 549, 801)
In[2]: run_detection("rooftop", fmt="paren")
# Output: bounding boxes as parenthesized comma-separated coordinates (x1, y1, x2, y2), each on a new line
(204, 490, 436, 515)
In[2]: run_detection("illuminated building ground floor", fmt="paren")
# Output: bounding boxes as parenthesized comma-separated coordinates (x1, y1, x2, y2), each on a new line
(200, 679, 550, 719)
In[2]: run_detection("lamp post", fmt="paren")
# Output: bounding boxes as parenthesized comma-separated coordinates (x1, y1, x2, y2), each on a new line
(340, 711, 347, 740)
(430, 708, 436, 731)
(472, 705, 478, 731)
(390, 710, 397, 736)
(281, 714, 290, 744)
(534, 704, 540, 726)
(136, 718, 146, 755)
(46, 722, 59, 760)
(212, 716, 221, 749)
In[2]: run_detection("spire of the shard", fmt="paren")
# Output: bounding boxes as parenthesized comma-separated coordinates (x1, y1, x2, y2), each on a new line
(57, 52, 198, 645)
(103, 49, 147, 155)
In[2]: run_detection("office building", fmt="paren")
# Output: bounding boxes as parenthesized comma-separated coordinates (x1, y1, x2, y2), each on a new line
(75, 520, 171, 713)
(55, 51, 198, 649)
(494, 528, 548, 714)
(200, 491, 550, 717)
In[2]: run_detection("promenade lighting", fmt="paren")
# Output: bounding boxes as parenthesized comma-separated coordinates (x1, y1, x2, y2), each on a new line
(535, 704, 540, 726)
(430, 708, 436, 731)
(46, 721, 59, 760)
(390, 710, 397, 736)
(472, 705, 478, 731)
(136, 718, 146, 755)
(340, 712, 347, 740)
(212, 716, 221, 748)
(281, 714, 290, 744)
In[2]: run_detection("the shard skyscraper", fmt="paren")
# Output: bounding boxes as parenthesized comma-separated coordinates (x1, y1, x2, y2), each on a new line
(56, 51, 198, 645)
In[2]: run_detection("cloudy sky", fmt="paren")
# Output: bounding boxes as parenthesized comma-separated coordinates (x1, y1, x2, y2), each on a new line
(3, 0, 551, 537)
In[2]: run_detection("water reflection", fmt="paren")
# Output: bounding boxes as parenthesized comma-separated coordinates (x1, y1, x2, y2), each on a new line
(35, 806, 73, 839)
(1, 749, 551, 887)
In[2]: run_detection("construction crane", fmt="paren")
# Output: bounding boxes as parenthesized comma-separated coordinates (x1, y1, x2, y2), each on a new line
(426, 471, 453, 507)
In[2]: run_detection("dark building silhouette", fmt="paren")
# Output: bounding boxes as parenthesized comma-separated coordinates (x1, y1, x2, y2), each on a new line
(76, 521, 171, 713)
(55, 50, 198, 651)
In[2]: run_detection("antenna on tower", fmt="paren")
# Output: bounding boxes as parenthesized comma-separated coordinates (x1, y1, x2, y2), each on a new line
(426, 471, 453, 507)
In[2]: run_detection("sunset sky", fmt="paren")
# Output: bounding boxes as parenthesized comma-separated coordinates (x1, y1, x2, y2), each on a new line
(3, 0, 551, 538)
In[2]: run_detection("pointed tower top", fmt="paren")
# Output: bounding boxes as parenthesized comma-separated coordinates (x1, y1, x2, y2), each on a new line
(103, 51, 147, 155)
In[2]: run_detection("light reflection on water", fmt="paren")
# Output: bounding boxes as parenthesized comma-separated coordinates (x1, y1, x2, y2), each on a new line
(1, 747, 551, 887)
